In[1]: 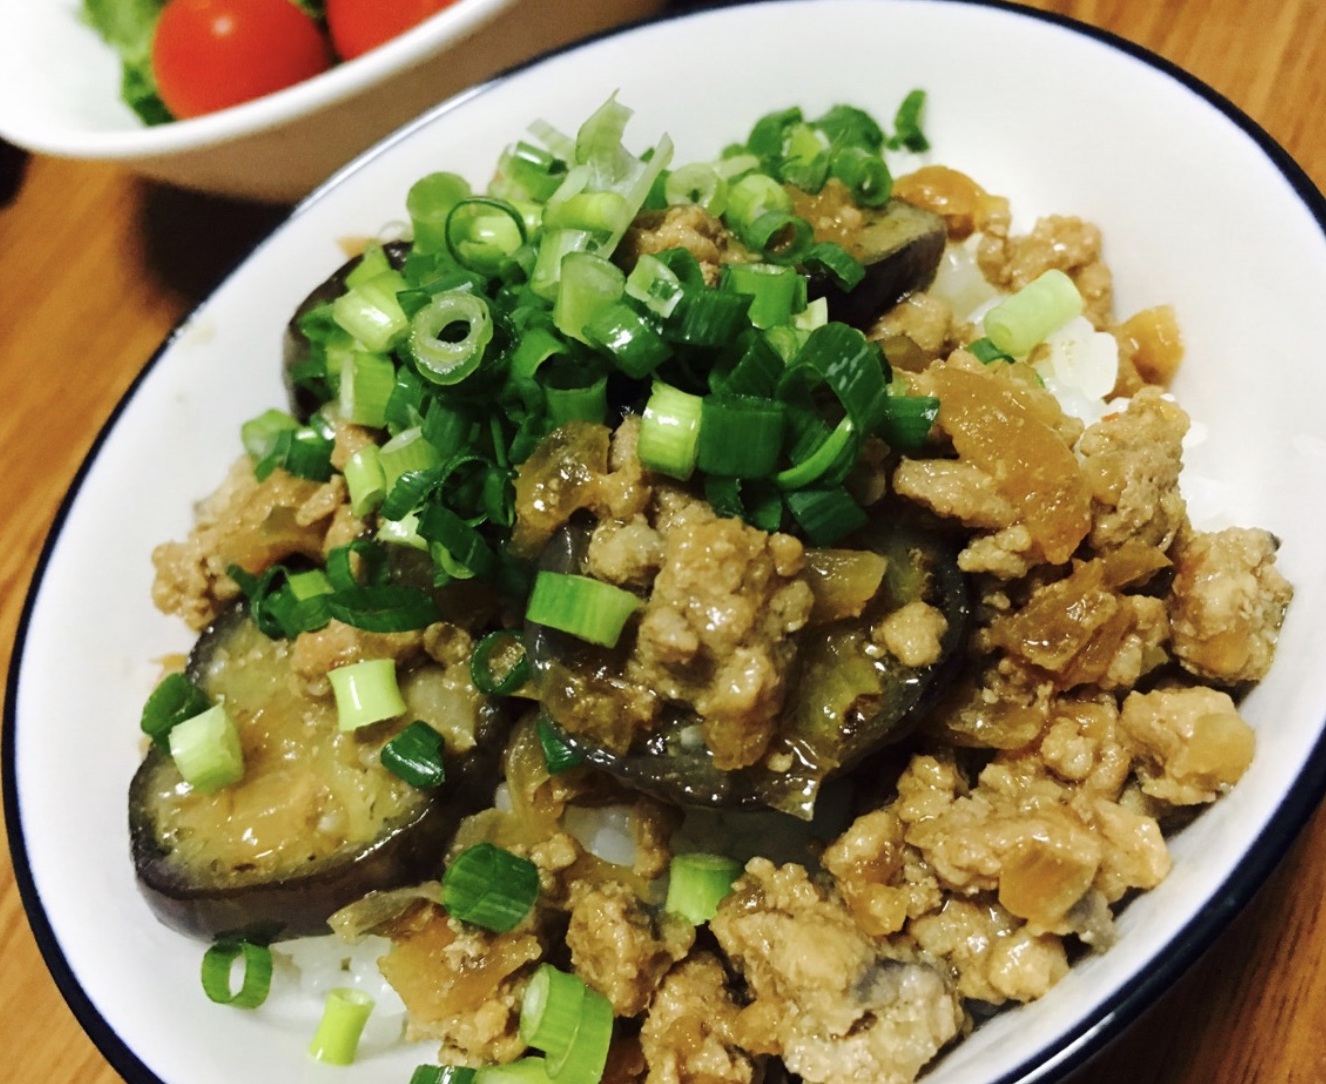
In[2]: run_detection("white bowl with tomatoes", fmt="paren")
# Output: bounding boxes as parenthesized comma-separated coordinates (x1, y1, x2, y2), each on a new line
(0, 0, 665, 202)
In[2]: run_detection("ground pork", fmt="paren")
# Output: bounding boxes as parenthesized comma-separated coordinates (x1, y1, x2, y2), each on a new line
(622, 494, 815, 771)
(565, 879, 694, 1017)
(873, 600, 949, 668)
(909, 898, 1069, 1004)
(1118, 685, 1256, 805)
(638, 953, 757, 1084)
(869, 291, 958, 359)
(289, 619, 425, 694)
(1077, 386, 1190, 554)
(978, 214, 1114, 328)
(618, 205, 747, 285)
(820, 808, 943, 938)
(986, 547, 1172, 692)
(1168, 526, 1293, 685)
(151, 458, 359, 629)
(710, 860, 963, 1084)
(377, 904, 544, 1066)
(894, 744, 1170, 936)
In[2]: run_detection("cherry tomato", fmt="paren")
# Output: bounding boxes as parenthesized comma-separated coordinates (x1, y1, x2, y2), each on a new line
(152, 0, 333, 120)
(325, 0, 459, 61)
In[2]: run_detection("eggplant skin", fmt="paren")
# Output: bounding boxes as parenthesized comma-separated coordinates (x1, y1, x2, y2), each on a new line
(129, 700, 509, 942)
(807, 200, 948, 329)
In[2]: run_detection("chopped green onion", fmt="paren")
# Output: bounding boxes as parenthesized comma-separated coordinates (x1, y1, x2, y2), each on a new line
(308, 988, 375, 1066)
(638, 382, 703, 480)
(519, 965, 614, 1084)
(169, 703, 245, 793)
(536, 715, 585, 774)
(544, 191, 633, 236)
(720, 263, 805, 330)
(325, 539, 391, 590)
(828, 145, 893, 206)
(802, 241, 866, 291)
(583, 301, 671, 379)
(776, 416, 856, 490)
(526, 571, 641, 648)
(665, 852, 743, 924)
(664, 286, 752, 347)
(344, 443, 388, 517)
(518, 965, 614, 1084)
(519, 963, 587, 1056)
(411, 1067, 478, 1084)
(378, 512, 429, 551)
(745, 105, 803, 162)
(664, 162, 729, 216)
(339, 351, 396, 428)
(497, 141, 568, 203)
(784, 486, 868, 546)
(470, 630, 531, 696)
(380, 466, 442, 522)
(888, 88, 930, 152)
(789, 322, 891, 434)
(328, 658, 407, 731)
(445, 197, 527, 275)
(417, 503, 499, 579)
(879, 394, 940, 452)
(709, 328, 782, 398)
(554, 252, 626, 344)
(380, 426, 443, 489)
(333, 268, 411, 353)
(407, 171, 473, 253)
(140, 671, 211, 752)
(474, 1058, 556, 1084)
(982, 269, 1084, 357)
(744, 210, 813, 261)
(545, 983, 613, 1084)
(442, 842, 540, 932)
(410, 292, 494, 385)
(200, 940, 273, 1009)
(696, 394, 785, 479)
(252, 424, 334, 483)
(240, 408, 298, 461)
(326, 583, 439, 632)
(725, 172, 793, 238)
(814, 104, 885, 152)
(381, 721, 447, 788)
(967, 336, 1015, 364)
(625, 253, 685, 319)
(704, 475, 784, 534)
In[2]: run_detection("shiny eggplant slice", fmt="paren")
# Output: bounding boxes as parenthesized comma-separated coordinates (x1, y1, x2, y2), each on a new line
(807, 199, 947, 329)
(527, 514, 968, 818)
(282, 239, 412, 420)
(129, 605, 511, 941)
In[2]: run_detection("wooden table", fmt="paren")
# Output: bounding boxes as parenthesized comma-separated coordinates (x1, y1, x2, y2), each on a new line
(2, 1, 1324, 1080)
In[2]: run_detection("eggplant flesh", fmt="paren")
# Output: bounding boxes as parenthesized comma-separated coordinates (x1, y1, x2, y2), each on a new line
(807, 199, 948, 329)
(527, 514, 968, 819)
(129, 605, 510, 941)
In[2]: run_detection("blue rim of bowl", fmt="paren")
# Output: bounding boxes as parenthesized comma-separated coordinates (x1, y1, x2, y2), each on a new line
(5, 2, 1326, 1082)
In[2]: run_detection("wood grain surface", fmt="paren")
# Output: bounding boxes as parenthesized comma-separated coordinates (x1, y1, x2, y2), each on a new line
(2, 1, 1324, 1081)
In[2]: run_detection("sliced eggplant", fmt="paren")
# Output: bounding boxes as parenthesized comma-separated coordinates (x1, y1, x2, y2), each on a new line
(129, 604, 512, 941)
(807, 199, 947, 329)
(527, 511, 968, 819)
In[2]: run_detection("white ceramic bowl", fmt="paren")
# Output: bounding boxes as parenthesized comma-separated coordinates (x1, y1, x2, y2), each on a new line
(7, 2, 1326, 1082)
(0, 0, 663, 202)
